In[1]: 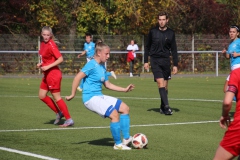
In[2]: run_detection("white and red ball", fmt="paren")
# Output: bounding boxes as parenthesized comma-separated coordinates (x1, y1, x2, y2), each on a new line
(131, 133, 148, 149)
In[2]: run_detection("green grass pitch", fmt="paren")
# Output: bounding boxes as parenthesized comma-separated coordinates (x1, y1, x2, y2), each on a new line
(0, 75, 235, 160)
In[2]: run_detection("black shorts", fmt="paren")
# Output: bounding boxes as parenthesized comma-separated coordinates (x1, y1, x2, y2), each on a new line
(150, 57, 171, 81)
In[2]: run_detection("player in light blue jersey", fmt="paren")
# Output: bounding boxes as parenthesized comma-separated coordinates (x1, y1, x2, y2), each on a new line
(77, 34, 116, 91)
(222, 25, 240, 101)
(66, 42, 134, 150)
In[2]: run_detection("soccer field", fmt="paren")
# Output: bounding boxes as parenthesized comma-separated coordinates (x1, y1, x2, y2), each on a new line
(0, 75, 234, 160)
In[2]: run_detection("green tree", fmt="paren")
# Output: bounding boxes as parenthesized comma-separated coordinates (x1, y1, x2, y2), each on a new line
(29, 0, 81, 49)
(226, 0, 240, 25)
(76, 0, 110, 36)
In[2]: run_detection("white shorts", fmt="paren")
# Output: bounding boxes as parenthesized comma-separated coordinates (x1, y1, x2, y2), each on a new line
(84, 95, 121, 118)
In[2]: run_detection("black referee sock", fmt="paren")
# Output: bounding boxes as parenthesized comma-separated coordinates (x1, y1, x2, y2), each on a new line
(160, 89, 168, 107)
(159, 87, 169, 107)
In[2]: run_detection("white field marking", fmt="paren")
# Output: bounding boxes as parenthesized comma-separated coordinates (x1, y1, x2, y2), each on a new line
(0, 120, 219, 133)
(0, 95, 223, 102)
(0, 147, 60, 160)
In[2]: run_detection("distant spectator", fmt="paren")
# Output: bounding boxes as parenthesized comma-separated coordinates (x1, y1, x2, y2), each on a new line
(127, 40, 139, 77)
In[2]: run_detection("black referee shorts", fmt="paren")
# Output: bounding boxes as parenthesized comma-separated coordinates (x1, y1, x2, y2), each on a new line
(150, 57, 171, 81)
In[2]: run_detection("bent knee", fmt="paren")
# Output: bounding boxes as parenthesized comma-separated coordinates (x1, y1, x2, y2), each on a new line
(120, 103, 130, 114)
(110, 110, 119, 122)
(39, 94, 46, 100)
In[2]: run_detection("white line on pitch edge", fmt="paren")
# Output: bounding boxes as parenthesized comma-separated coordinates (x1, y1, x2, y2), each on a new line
(0, 147, 60, 160)
(0, 120, 218, 133)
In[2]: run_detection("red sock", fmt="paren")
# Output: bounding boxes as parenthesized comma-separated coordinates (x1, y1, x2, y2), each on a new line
(41, 96, 59, 113)
(56, 99, 71, 119)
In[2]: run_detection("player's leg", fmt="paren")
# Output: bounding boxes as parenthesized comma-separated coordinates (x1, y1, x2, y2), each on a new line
(39, 78, 60, 114)
(110, 71, 117, 79)
(160, 79, 169, 113)
(213, 145, 235, 160)
(103, 96, 131, 147)
(117, 101, 132, 145)
(129, 60, 133, 77)
(156, 78, 172, 114)
(85, 96, 131, 150)
(48, 71, 73, 126)
(109, 109, 131, 150)
(106, 71, 117, 79)
(52, 91, 74, 127)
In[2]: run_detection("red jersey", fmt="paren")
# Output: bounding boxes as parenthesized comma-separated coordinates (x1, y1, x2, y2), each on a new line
(228, 68, 240, 122)
(39, 39, 62, 67)
(220, 68, 240, 156)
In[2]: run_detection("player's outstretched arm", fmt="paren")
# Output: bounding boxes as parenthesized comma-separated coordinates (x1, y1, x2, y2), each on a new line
(77, 51, 87, 58)
(66, 72, 86, 101)
(104, 81, 134, 92)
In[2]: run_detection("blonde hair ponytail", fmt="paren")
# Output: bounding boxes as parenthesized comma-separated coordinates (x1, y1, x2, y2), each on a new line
(41, 26, 60, 45)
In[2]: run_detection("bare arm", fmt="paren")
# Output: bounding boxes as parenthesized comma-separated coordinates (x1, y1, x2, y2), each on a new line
(232, 52, 240, 58)
(66, 72, 86, 101)
(104, 81, 134, 92)
(172, 66, 178, 75)
(41, 56, 63, 71)
(78, 50, 87, 58)
(222, 48, 230, 59)
(219, 91, 234, 129)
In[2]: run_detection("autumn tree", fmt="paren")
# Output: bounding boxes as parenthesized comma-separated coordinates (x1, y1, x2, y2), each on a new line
(0, 0, 30, 34)
(170, 0, 232, 35)
(226, 0, 240, 25)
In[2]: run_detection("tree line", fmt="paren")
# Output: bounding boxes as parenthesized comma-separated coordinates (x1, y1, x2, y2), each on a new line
(0, 0, 239, 37)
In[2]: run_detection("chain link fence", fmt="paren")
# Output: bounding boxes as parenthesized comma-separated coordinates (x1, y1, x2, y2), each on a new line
(0, 34, 230, 75)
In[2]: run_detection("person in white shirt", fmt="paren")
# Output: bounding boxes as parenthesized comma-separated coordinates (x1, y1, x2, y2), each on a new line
(127, 40, 139, 77)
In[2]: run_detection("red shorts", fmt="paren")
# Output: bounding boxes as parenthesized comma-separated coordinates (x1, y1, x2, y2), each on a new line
(220, 123, 240, 156)
(40, 68, 62, 93)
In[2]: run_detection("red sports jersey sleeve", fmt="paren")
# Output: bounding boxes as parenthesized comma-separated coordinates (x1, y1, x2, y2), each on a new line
(39, 39, 62, 66)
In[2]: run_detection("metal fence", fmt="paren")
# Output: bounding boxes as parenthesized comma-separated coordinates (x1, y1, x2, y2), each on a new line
(0, 51, 230, 76)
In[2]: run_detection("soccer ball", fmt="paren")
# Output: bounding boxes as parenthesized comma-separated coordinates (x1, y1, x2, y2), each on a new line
(131, 133, 148, 149)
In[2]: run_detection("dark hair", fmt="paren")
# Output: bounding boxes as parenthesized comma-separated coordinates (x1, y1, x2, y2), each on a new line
(230, 25, 240, 32)
(158, 11, 169, 19)
(85, 32, 92, 37)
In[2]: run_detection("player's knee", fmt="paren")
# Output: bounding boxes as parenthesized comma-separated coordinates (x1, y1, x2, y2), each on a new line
(110, 110, 119, 122)
(121, 105, 130, 114)
(39, 94, 46, 100)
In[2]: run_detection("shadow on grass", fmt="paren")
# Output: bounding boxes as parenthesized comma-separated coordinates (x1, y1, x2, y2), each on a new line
(73, 138, 149, 149)
(44, 119, 65, 125)
(74, 138, 114, 147)
(147, 108, 180, 113)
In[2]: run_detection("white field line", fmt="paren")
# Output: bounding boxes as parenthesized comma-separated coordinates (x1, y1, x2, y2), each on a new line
(0, 120, 218, 133)
(0, 95, 223, 102)
(0, 147, 60, 160)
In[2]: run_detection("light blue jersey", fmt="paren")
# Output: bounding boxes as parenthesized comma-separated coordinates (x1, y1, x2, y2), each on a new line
(227, 38, 240, 67)
(81, 59, 109, 103)
(84, 42, 95, 58)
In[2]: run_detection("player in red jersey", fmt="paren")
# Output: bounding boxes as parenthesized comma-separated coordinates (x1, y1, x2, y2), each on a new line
(213, 67, 240, 160)
(37, 26, 74, 127)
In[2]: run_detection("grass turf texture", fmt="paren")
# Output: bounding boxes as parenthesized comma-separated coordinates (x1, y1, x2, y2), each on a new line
(0, 75, 233, 160)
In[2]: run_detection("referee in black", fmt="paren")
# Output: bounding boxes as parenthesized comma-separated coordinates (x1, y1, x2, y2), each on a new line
(144, 11, 178, 115)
